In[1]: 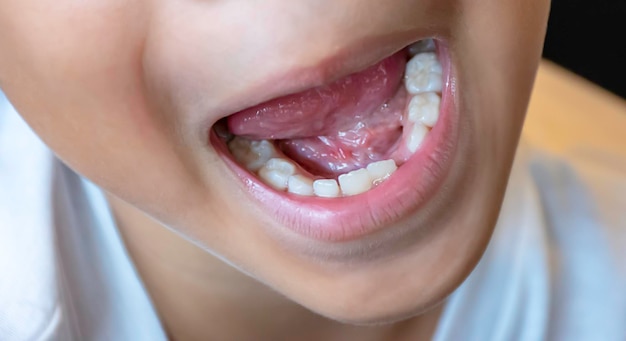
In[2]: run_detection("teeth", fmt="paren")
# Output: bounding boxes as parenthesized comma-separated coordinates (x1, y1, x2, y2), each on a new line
(408, 92, 440, 127)
(228, 139, 399, 198)
(338, 168, 372, 196)
(406, 123, 429, 153)
(408, 39, 436, 56)
(288, 174, 314, 196)
(313, 179, 341, 198)
(258, 158, 296, 190)
(229, 137, 278, 172)
(405, 52, 442, 94)
(366, 160, 398, 184)
(402, 52, 442, 156)
(226, 44, 444, 198)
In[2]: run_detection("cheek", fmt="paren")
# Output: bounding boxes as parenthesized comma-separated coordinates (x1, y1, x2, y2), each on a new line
(0, 2, 152, 156)
(0, 2, 209, 216)
(436, 0, 550, 261)
(457, 0, 550, 150)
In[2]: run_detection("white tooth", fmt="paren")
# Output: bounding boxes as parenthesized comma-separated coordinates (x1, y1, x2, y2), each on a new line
(338, 168, 372, 196)
(366, 160, 398, 184)
(313, 179, 341, 198)
(258, 158, 296, 190)
(405, 52, 442, 94)
(408, 39, 436, 56)
(406, 123, 429, 153)
(408, 92, 441, 127)
(228, 138, 277, 172)
(288, 175, 314, 196)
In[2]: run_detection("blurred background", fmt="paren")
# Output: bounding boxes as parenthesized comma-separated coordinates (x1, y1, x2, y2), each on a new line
(543, 0, 626, 99)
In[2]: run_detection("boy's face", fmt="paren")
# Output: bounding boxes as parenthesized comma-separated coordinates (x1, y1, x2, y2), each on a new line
(0, 0, 549, 323)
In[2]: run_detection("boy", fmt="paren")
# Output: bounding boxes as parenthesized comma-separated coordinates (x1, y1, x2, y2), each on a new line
(1, 0, 624, 339)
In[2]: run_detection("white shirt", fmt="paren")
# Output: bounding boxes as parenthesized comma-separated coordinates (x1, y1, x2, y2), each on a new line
(0, 91, 166, 340)
(1, 66, 625, 340)
(434, 144, 626, 340)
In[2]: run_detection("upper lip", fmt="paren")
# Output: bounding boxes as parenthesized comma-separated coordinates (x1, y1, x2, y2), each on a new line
(216, 30, 435, 122)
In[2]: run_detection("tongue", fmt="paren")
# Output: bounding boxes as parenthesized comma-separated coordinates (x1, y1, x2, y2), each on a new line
(228, 52, 406, 139)
(227, 51, 407, 177)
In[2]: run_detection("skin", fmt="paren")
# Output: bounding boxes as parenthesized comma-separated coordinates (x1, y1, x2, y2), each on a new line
(0, 0, 550, 339)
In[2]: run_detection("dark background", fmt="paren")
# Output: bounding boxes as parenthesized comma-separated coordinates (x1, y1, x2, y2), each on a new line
(543, 0, 626, 98)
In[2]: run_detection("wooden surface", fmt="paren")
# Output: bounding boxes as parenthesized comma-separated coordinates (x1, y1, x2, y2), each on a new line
(524, 61, 626, 159)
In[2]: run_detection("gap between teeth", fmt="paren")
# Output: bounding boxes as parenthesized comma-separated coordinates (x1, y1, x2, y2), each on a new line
(228, 39, 442, 198)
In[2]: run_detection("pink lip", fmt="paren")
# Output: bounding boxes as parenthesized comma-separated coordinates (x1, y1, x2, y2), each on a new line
(210, 42, 458, 242)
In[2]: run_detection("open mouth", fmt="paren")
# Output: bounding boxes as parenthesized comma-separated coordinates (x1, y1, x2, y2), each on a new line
(210, 39, 457, 242)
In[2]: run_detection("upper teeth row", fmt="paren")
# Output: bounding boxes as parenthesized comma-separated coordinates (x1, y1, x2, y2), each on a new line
(227, 39, 442, 198)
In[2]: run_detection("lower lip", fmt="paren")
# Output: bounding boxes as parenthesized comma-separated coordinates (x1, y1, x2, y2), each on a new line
(210, 43, 458, 242)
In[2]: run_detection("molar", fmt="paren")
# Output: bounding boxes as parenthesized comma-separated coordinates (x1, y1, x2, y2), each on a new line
(405, 52, 442, 94)
(258, 158, 296, 190)
(229, 137, 277, 172)
(408, 92, 440, 127)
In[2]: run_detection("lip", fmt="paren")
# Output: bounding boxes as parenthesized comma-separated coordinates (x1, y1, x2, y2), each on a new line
(210, 41, 458, 242)
(214, 30, 439, 118)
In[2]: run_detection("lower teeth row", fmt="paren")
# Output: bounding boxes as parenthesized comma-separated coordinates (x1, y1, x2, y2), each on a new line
(227, 39, 442, 198)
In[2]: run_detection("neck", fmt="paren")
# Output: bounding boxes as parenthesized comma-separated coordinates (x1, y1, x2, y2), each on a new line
(108, 195, 442, 341)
